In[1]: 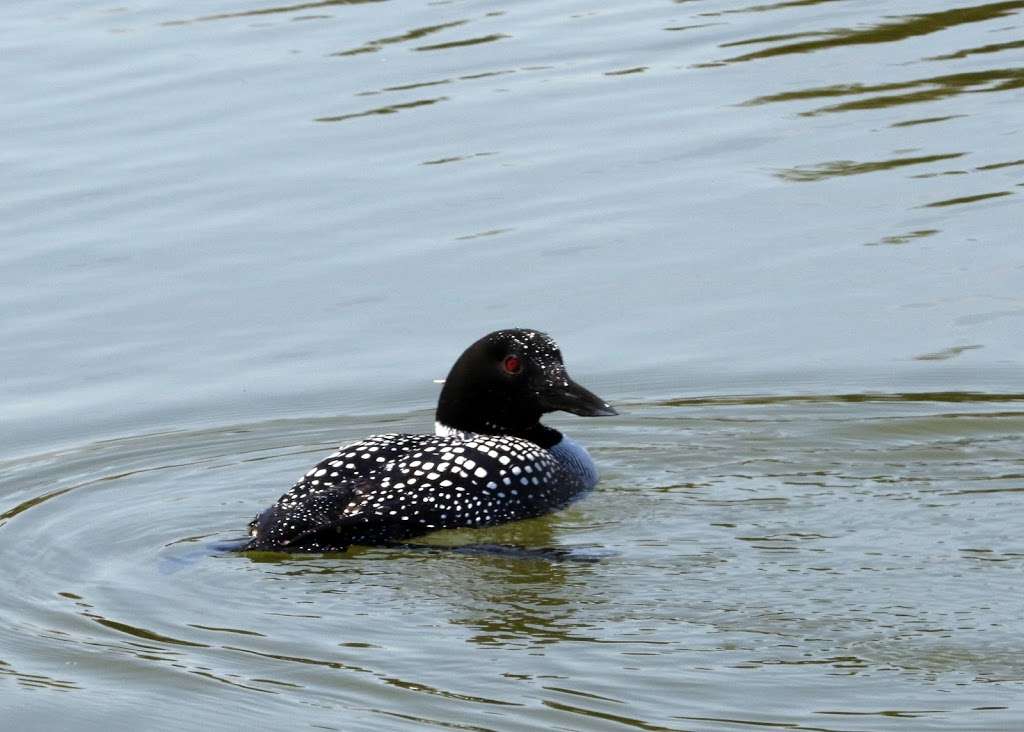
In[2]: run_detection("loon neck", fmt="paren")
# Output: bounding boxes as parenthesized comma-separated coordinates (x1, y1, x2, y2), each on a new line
(434, 420, 563, 449)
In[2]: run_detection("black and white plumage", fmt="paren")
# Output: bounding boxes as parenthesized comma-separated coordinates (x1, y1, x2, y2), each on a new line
(244, 328, 616, 552)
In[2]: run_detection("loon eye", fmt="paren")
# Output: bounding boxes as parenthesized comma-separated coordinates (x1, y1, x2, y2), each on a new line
(502, 355, 522, 374)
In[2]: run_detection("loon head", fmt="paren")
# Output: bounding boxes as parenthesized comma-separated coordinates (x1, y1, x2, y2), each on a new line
(436, 328, 617, 444)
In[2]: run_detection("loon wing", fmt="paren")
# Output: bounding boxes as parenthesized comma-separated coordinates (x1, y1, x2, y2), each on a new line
(245, 477, 376, 550)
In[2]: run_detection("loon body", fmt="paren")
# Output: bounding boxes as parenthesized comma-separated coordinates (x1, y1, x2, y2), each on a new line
(244, 329, 616, 552)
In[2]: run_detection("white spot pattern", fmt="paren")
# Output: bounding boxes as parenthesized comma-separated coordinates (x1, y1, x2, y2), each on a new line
(246, 431, 586, 552)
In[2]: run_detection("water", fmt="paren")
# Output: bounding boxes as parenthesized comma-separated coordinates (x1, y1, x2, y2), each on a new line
(1, 0, 1022, 728)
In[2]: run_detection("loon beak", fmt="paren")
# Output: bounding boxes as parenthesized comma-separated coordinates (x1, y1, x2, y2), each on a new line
(540, 377, 618, 417)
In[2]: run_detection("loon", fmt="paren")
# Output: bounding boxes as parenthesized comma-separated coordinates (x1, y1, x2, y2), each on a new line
(244, 328, 617, 552)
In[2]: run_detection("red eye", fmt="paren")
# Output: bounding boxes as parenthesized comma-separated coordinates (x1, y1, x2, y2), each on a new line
(503, 355, 522, 374)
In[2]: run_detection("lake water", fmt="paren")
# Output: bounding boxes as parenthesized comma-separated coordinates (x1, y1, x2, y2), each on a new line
(2, 0, 1022, 729)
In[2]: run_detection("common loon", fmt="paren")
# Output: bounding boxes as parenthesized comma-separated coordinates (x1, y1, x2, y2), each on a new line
(244, 328, 616, 552)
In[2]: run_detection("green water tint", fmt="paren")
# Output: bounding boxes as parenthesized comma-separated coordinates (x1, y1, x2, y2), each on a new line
(3, 399, 1023, 728)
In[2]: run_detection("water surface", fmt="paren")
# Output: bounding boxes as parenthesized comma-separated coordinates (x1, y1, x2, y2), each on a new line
(1, 0, 1022, 729)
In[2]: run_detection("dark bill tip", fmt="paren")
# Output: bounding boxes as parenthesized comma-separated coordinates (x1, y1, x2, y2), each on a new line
(541, 378, 618, 417)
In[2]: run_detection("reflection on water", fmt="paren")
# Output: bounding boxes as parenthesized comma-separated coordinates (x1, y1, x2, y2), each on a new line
(438, 523, 598, 649)
(713, 0, 850, 15)
(776, 153, 965, 182)
(717, 1, 1024, 63)
(163, 0, 385, 26)
(928, 37, 1024, 60)
(866, 229, 939, 246)
(421, 151, 497, 166)
(414, 34, 509, 52)
(890, 114, 966, 128)
(745, 68, 1024, 115)
(332, 20, 469, 56)
(913, 344, 984, 361)
(976, 158, 1024, 171)
(924, 190, 1014, 207)
(358, 79, 452, 96)
(0, 658, 79, 693)
(605, 66, 649, 76)
(316, 96, 449, 123)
